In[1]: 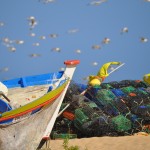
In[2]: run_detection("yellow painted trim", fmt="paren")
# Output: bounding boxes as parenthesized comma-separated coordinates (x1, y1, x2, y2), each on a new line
(1, 80, 68, 118)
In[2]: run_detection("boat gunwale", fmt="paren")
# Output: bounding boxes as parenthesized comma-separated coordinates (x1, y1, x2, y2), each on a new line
(0, 80, 69, 123)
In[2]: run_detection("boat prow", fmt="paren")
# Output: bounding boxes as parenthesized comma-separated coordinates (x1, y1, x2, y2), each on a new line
(0, 60, 80, 150)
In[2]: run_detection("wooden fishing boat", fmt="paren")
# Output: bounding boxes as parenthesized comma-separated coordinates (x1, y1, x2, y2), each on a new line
(0, 60, 80, 150)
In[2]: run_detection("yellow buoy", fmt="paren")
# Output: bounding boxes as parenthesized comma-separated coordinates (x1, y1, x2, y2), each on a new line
(89, 78, 101, 86)
(143, 74, 150, 84)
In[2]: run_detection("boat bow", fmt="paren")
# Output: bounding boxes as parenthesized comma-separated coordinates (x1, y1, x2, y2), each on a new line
(0, 60, 80, 150)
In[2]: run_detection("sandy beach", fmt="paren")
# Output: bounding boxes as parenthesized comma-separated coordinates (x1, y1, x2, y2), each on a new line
(42, 134, 150, 150)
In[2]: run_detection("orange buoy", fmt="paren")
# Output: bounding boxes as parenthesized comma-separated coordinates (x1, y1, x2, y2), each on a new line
(63, 111, 75, 121)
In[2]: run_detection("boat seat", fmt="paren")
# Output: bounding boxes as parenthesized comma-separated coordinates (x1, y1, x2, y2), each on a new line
(0, 99, 12, 114)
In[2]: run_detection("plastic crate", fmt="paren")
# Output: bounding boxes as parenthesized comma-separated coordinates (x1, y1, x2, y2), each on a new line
(111, 115, 132, 132)
(111, 89, 127, 97)
(75, 108, 89, 124)
(121, 86, 136, 94)
(53, 133, 77, 139)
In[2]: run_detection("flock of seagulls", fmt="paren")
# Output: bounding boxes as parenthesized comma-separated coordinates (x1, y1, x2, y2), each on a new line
(0, 16, 149, 72)
(38, 0, 150, 5)
(0, 15, 82, 58)
(0, 0, 149, 81)
(0, 11, 148, 55)
(38, 0, 108, 5)
(2, 37, 24, 52)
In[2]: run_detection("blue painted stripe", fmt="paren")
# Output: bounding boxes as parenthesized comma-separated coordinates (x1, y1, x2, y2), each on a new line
(2, 71, 64, 88)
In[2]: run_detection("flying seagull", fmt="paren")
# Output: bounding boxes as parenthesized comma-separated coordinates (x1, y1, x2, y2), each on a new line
(0, 67, 9, 72)
(27, 16, 38, 30)
(140, 37, 148, 43)
(92, 45, 101, 49)
(120, 27, 128, 34)
(33, 42, 40, 46)
(102, 37, 111, 44)
(8, 46, 16, 52)
(88, 0, 107, 6)
(29, 33, 36, 37)
(75, 49, 81, 54)
(92, 62, 98, 66)
(0, 21, 4, 27)
(49, 34, 58, 38)
(29, 53, 41, 58)
(15, 40, 24, 44)
(39, 0, 56, 4)
(51, 47, 61, 52)
(67, 28, 79, 34)
(39, 36, 46, 40)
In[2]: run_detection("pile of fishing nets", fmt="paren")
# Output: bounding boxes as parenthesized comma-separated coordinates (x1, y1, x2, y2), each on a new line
(51, 80, 150, 138)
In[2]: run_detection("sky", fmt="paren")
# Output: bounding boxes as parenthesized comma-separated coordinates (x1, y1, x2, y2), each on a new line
(0, 0, 150, 84)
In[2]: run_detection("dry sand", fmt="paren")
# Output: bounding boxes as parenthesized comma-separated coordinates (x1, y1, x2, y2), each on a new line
(43, 135, 150, 150)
